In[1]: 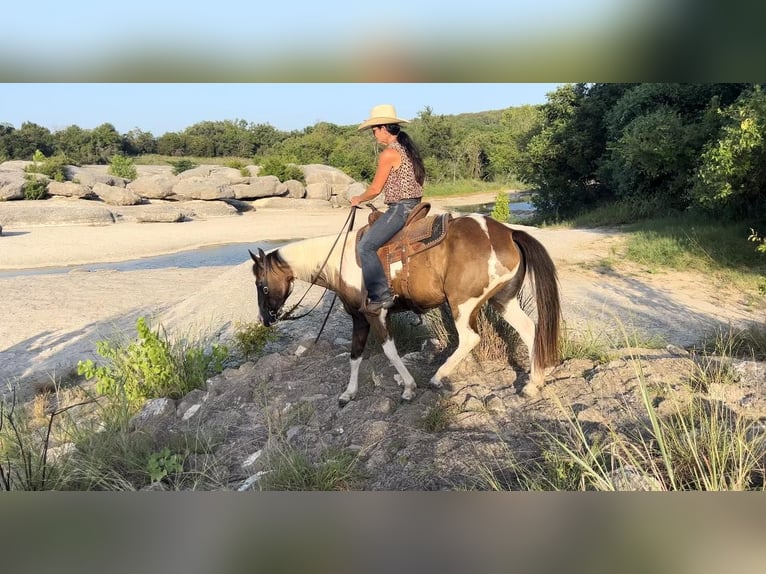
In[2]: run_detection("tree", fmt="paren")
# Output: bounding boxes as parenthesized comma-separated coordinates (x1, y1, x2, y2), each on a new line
(693, 86, 766, 218)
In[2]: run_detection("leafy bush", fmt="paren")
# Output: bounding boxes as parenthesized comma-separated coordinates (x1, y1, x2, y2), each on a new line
(490, 191, 510, 223)
(77, 317, 228, 407)
(108, 154, 138, 180)
(224, 159, 246, 170)
(167, 159, 197, 175)
(258, 157, 305, 183)
(25, 153, 68, 182)
(23, 175, 48, 200)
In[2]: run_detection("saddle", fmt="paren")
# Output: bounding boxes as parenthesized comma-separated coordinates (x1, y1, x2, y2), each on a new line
(356, 202, 453, 299)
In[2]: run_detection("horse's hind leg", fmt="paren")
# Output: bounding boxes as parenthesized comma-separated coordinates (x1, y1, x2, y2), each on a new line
(429, 299, 481, 388)
(492, 295, 541, 397)
(372, 313, 418, 401)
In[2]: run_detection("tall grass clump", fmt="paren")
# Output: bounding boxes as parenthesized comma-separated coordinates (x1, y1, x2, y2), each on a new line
(479, 335, 766, 491)
(258, 444, 363, 491)
(232, 321, 278, 360)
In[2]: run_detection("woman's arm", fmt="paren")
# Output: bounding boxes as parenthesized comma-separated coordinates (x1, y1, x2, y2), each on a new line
(350, 147, 399, 206)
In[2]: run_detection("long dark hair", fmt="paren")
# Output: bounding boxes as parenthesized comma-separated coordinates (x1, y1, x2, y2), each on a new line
(384, 124, 426, 186)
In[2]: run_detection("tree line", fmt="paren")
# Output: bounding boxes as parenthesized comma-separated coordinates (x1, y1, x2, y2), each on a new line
(2, 83, 765, 225)
(517, 83, 765, 222)
(0, 105, 536, 186)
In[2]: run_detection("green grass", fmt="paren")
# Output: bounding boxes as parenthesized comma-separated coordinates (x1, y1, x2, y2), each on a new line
(423, 179, 516, 198)
(258, 445, 363, 491)
(549, 201, 766, 298)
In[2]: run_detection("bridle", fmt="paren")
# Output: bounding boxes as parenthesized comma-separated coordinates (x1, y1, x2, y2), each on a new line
(264, 205, 360, 341)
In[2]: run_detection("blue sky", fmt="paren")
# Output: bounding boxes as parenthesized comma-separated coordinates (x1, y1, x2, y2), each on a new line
(0, 83, 563, 135)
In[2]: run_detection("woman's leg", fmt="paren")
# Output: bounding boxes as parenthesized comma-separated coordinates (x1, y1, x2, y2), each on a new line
(357, 201, 413, 302)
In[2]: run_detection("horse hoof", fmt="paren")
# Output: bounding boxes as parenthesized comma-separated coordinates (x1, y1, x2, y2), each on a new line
(428, 378, 444, 389)
(338, 397, 350, 408)
(520, 385, 541, 399)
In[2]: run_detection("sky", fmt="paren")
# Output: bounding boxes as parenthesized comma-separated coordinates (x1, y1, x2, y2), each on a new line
(0, 83, 563, 135)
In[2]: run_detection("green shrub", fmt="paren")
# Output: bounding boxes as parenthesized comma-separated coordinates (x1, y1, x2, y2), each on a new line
(258, 157, 305, 183)
(490, 191, 511, 223)
(108, 154, 138, 180)
(23, 175, 48, 200)
(77, 317, 228, 407)
(25, 153, 68, 182)
(224, 159, 246, 170)
(167, 159, 197, 175)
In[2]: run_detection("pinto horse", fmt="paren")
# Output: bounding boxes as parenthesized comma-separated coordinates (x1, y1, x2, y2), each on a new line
(249, 208, 561, 406)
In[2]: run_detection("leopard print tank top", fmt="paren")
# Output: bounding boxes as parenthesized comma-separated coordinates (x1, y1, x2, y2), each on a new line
(382, 141, 423, 204)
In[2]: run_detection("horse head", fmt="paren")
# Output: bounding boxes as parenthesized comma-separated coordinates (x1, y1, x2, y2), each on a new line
(249, 248, 294, 326)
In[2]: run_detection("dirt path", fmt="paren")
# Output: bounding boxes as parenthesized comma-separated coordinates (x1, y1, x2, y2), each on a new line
(1, 195, 763, 399)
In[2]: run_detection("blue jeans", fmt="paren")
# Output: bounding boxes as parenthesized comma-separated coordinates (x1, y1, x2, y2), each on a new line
(358, 198, 421, 302)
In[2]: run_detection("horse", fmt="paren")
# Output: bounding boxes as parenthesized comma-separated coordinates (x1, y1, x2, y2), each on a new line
(249, 207, 561, 407)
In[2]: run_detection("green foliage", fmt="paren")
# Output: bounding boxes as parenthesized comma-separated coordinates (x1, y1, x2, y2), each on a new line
(167, 158, 197, 175)
(77, 316, 228, 407)
(146, 447, 184, 483)
(693, 86, 766, 217)
(258, 157, 305, 183)
(108, 154, 137, 180)
(23, 175, 48, 200)
(224, 158, 245, 169)
(25, 153, 68, 182)
(490, 191, 511, 222)
(232, 322, 278, 360)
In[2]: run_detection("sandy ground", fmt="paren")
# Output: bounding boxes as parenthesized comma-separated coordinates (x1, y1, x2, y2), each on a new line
(1, 194, 763, 398)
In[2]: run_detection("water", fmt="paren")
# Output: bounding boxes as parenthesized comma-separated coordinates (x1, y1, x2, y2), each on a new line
(1, 200, 535, 279)
(450, 201, 534, 215)
(0, 240, 284, 279)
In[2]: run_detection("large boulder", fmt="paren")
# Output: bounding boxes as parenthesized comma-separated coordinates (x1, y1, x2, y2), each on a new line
(0, 172, 28, 200)
(231, 175, 281, 200)
(175, 165, 248, 184)
(301, 164, 354, 186)
(126, 174, 176, 199)
(0, 160, 33, 172)
(92, 182, 143, 206)
(47, 180, 95, 199)
(65, 166, 128, 187)
(170, 177, 235, 201)
(0, 198, 115, 227)
(277, 179, 306, 199)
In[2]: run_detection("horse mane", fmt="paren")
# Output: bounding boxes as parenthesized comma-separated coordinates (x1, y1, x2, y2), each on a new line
(277, 235, 346, 285)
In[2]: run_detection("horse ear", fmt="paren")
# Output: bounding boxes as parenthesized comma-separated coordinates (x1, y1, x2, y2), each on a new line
(249, 249, 262, 266)
(258, 248, 267, 260)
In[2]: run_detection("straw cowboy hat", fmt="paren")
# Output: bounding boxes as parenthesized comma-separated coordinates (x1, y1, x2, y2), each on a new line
(357, 104, 409, 130)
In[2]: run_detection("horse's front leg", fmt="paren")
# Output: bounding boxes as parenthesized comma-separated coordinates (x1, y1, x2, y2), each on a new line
(371, 313, 417, 402)
(339, 313, 371, 407)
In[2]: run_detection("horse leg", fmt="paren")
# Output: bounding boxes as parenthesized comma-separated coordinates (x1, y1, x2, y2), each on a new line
(339, 314, 371, 407)
(492, 295, 541, 397)
(371, 313, 418, 401)
(429, 298, 481, 388)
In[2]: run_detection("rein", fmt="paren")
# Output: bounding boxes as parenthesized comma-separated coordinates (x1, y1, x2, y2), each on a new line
(276, 207, 359, 336)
